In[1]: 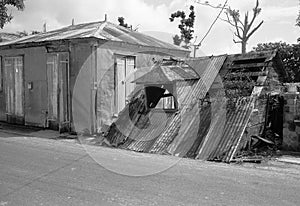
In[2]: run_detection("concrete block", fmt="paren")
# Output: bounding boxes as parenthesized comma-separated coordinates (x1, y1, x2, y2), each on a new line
(284, 113, 294, 122)
(287, 98, 296, 105)
(282, 128, 300, 151)
(296, 126, 300, 134)
(284, 105, 290, 113)
(288, 121, 296, 131)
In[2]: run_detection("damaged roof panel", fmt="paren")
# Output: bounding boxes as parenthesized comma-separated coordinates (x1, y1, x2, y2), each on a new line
(149, 56, 227, 153)
(197, 97, 254, 162)
(133, 62, 199, 84)
(122, 111, 175, 152)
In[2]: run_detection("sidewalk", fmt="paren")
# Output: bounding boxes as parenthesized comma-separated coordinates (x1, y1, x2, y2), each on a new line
(1, 122, 300, 167)
(0, 122, 74, 141)
(0, 122, 101, 144)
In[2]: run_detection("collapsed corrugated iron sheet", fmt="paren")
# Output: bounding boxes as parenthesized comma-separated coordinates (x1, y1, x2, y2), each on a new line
(133, 61, 199, 84)
(0, 21, 187, 52)
(148, 55, 227, 153)
(120, 111, 175, 152)
(197, 97, 255, 162)
(105, 51, 280, 162)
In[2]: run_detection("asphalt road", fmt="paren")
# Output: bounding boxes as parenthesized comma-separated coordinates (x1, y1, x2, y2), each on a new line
(0, 131, 300, 206)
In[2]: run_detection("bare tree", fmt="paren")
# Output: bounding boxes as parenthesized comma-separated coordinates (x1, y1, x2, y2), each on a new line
(195, 0, 263, 53)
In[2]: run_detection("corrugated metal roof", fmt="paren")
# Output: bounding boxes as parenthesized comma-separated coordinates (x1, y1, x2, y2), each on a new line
(133, 61, 199, 84)
(0, 32, 21, 42)
(0, 21, 188, 52)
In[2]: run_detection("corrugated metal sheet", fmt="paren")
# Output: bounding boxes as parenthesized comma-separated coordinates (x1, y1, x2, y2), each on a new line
(0, 21, 187, 52)
(133, 62, 199, 84)
(121, 111, 175, 152)
(149, 55, 227, 153)
(196, 97, 254, 162)
(106, 89, 146, 146)
(0, 32, 21, 42)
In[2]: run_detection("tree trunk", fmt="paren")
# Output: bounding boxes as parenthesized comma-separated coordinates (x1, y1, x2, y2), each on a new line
(241, 41, 247, 54)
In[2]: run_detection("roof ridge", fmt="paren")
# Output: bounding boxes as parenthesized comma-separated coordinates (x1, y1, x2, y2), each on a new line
(92, 21, 108, 37)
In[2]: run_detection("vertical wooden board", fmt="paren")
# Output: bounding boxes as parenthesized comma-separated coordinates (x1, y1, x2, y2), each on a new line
(4, 58, 15, 116)
(14, 56, 24, 116)
(46, 54, 58, 120)
(3, 56, 24, 123)
(58, 52, 69, 123)
(46, 63, 53, 118)
(0, 56, 5, 121)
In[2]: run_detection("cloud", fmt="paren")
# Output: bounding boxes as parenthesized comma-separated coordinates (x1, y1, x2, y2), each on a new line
(1, 0, 299, 55)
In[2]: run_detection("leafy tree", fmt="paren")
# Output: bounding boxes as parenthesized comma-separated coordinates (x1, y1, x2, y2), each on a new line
(253, 42, 300, 82)
(172, 34, 182, 46)
(118, 17, 129, 28)
(0, 0, 25, 29)
(31, 30, 40, 35)
(16, 30, 27, 37)
(118, 17, 131, 29)
(169, 5, 195, 48)
(196, 0, 263, 54)
(117, 17, 140, 31)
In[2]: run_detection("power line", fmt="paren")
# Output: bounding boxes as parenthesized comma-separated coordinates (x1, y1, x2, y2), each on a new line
(196, 0, 228, 47)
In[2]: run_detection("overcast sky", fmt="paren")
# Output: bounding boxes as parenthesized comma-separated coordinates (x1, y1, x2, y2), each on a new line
(2, 0, 299, 55)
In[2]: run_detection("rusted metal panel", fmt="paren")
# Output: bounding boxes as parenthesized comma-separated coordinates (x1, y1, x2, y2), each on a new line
(197, 97, 254, 162)
(196, 84, 265, 162)
(149, 55, 227, 153)
(133, 62, 199, 85)
(122, 111, 174, 152)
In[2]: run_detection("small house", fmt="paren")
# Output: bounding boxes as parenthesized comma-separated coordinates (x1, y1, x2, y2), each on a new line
(0, 20, 189, 133)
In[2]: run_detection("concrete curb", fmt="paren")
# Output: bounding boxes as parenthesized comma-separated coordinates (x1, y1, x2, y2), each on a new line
(276, 156, 300, 165)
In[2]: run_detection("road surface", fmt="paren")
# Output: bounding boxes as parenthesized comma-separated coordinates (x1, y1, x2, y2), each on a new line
(0, 131, 300, 206)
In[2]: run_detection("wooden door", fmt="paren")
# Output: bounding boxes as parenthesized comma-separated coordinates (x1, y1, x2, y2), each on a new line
(4, 56, 24, 124)
(46, 53, 69, 131)
(116, 57, 126, 113)
(115, 56, 136, 114)
(125, 56, 135, 101)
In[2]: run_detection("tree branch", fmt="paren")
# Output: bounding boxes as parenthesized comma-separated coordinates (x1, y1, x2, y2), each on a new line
(231, 13, 243, 39)
(233, 39, 242, 44)
(195, 1, 228, 10)
(247, 0, 260, 33)
(246, 20, 263, 39)
(220, 17, 235, 27)
(243, 12, 249, 34)
(234, 32, 243, 40)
